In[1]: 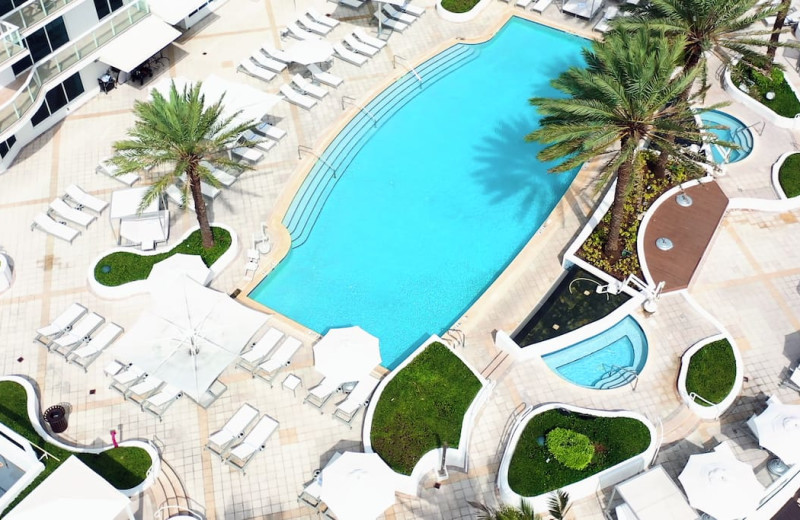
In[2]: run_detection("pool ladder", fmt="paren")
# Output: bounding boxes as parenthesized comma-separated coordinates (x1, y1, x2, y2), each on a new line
(297, 145, 337, 178)
(393, 55, 422, 85)
(600, 363, 639, 391)
(341, 95, 378, 127)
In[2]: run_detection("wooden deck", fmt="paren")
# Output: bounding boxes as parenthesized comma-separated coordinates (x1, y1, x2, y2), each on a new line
(642, 181, 729, 293)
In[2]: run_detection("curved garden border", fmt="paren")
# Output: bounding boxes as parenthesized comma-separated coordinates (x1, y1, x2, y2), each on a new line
(497, 403, 658, 510)
(677, 334, 743, 420)
(87, 223, 239, 299)
(0, 375, 161, 497)
(722, 67, 800, 130)
(771, 151, 798, 200)
(435, 0, 494, 22)
(362, 335, 493, 496)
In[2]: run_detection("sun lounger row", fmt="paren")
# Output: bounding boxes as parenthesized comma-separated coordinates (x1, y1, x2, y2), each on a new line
(32, 185, 108, 242)
(206, 404, 279, 475)
(237, 42, 289, 84)
(105, 361, 183, 421)
(280, 74, 329, 110)
(373, 3, 423, 32)
(332, 375, 381, 428)
(333, 28, 388, 67)
(166, 169, 226, 210)
(238, 328, 303, 384)
(594, 6, 621, 33)
(337, 0, 366, 9)
(97, 157, 140, 186)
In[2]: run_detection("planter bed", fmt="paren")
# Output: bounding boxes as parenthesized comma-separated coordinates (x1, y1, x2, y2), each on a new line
(441, 0, 479, 12)
(778, 153, 800, 198)
(685, 339, 736, 406)
(730, 63, 800, 119)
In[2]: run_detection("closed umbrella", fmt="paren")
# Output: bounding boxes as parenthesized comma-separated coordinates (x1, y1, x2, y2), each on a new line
(285, 39, 334, 65)
(313, 326, 381, 382)
(319, 452, 398, 520)
(147, 253, 211, 289)
(751, 395, 800, 465)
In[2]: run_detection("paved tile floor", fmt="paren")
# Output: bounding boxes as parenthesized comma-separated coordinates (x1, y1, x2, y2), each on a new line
(1, 1, 800, 519)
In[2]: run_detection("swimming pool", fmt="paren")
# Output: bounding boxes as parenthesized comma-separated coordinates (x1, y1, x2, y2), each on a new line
(542, 316, 648, 389)
(701, 110, 753, 164)
(250, 18, 587, 368)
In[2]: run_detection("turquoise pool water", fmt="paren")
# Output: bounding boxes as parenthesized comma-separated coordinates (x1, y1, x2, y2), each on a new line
(701, 110, 753, 164)
(542, 316, 648, 389)
(250, 18, 587, 368)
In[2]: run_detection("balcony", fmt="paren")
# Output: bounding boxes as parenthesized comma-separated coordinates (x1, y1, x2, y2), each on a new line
(0, 21, 26, 68)
(3, 0, 80, 32)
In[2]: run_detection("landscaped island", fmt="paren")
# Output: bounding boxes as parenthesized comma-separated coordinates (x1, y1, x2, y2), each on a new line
(730, 63, 800, 119)
(778, 153, 800, 198)
(440, 0, 479, 12)
(370, 342, 482, 475)
(684, 338, 737, 406)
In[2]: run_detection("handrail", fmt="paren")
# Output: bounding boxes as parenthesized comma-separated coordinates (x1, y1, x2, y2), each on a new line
(154, 504, 205, 520)
(734, 120, 765, 136)
(297, 144, 336, 178)
(601, 363, 639, 391)
(393, 54, 422, 85)
(3, 0, 80, 31)
(442, 328, 466, 348)
(689, 392, 721, 419)
(30, 440, 60, 462)
(341, 95, 378, 127)
(712, 143, 732, 163)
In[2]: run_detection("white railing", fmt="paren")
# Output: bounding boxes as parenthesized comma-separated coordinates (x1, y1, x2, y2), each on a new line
(689, 392, 721, 420)
(393, 55, 422, 84)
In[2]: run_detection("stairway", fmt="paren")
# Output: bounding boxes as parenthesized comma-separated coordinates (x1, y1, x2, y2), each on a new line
(148, 458, 204, 520)
(660, 404, 701, 444)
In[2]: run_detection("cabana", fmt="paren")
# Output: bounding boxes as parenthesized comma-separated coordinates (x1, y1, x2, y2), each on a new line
(606, 465, 698, 520)
(562, 0, 604, 19)
(108, 187, 169, 250)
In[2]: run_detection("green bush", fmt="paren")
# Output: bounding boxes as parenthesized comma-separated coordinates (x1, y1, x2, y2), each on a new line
(94, 227, 231, 286)
(685, 339, 737, 406)
(508, 409, 651, 497)
(779, 153, 800, 198)
(370, 342, 482, 475)
(546, 428, 594, 470)
(730, 64, 800, 118)
(441, 0, 480, 13)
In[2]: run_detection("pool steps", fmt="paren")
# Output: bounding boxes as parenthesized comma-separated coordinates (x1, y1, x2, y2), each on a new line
(284, 44, 479, 248)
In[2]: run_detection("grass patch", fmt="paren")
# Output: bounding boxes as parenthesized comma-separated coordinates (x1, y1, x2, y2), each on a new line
(0, 381, 151, 514)
(685, 339, 736, 406)
(730, 64, 800, 118)
(370, 342, 482, 475)
(93, 227, 231, 287)
(508, 409, 650, 497)
(779, 153, 800, 198)
(441, 0, 480, 13)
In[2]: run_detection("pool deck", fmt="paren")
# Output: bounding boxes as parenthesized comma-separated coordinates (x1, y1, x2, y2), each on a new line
(0, 1, 799, 519)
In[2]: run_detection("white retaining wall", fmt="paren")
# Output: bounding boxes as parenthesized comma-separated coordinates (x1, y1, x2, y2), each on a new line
(435, 0, 493, 22)
(722, 67, 800, 129)
(677, 334, 744, 420)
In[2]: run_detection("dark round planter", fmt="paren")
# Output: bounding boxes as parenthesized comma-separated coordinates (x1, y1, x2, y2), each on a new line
(43, 405, 68, 433)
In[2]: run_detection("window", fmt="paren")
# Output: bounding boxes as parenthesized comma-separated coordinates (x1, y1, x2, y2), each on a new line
(11, 55, 31, 77)
(0, 135, 16, 158)
(0, 0, 26, 18)
(31, 102, 48, 127)
(62, 73, 84, 101)
(45, 17, 69, 52)
(32, 73, 84, 127)
(94, 0, 124, 20)
(20, 17, 70, 65)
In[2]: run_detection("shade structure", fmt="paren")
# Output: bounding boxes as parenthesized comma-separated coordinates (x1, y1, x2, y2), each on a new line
(285, 39, 334, 65)
(114, 276, 268, 402)
(149, 0, 210, 24)
(313, 326, 381, 382)
(109, 187, 169, 247)
(98, 16, 180, 73)
(615, 466, 698, 520)
(751, 395, 800, 465)
(5, 456, 132, 520)
(147, 254, 211, 289)
(319, 452, 398, 520)
(678, 443, 764, 520)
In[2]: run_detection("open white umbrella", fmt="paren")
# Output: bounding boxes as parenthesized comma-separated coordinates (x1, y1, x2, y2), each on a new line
(313, 326, 381, 382)
(147, 253, 211, 289)
(319, 452, 397, 520)
(751, 395, 800, 465)
(678, 443, 764, 520)
(285, 39, 334, 65)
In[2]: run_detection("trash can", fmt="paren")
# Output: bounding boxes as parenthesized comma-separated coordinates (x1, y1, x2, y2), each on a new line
(43, 405, 68, 433)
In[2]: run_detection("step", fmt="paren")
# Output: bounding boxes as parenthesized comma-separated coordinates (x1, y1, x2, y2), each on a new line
(660, 405, 701, 444)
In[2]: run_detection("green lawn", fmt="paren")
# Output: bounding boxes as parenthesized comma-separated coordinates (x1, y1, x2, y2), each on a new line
(370, 342, 482, 475)
(508, 409, 651, 497)
(441, 0, 480, 12)
(779, 153, 800, 198)
(731, 64, 800, 118)
(685, 339, 737, 406)
(0, 381, 152, 514)
(93, 227, 231, 286)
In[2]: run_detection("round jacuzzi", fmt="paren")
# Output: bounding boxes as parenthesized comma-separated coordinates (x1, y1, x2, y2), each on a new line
(700, 110, 753, 164)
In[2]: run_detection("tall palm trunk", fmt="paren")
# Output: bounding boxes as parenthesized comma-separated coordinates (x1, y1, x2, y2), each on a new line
(604, 153, 634, 256)
(767, 0, 792, 66)
(187, 165, 215, 248)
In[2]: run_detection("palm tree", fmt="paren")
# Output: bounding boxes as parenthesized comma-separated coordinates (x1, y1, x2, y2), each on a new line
(767, 0, 793, 66)
(547, 490, 571, 520)
(468, 490, 570, 519)
(527, 28, 704, 256)
(110, 81, 256, 249)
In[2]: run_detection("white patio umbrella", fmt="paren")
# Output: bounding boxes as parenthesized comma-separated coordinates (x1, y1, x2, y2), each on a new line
(751, 395, 800, 465)
(678, 443, 764, 520)
(313, 326, 381, 382)
(319, 452, 398, 520)
(285, 39, 334, 65)
(147, 253, 211, 289)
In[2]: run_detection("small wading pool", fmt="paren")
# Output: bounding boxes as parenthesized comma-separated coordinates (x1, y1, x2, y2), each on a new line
(700, 110, 753, 164)
(542, 315, 647, 389)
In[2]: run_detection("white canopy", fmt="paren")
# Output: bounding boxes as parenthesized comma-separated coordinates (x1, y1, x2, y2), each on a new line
(114, 276, 268, 402)
(285, 40, 334, 65)
(319, 452, 398, 520)
(149, 0, 209, 24)
(751, 395, 800, 465)
(109, 187, 169, 247)
(5, 456, 132, 520)
(110, 187, 160, 219)
(147, 253, 211, 288)
(678, 443, 764, 520)
(99, 16, 180, 73)
(562, 0, 604, 19)
(615, 466, 698, 520)
(313, 326, 381, 382)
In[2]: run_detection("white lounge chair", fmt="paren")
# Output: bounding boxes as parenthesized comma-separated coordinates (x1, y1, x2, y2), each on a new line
(124, 374, 164, 402)
(240, 130, 276, 154)
(307, 8, 340, 28)
(253, 337, 302, 386)
(299, 14, 332, 35)
(261, 44, 291, 63)
(109, 364, 147, 396)
(237, 328, 285, 372)
(333, 375, 381, 428)
(333, 43, 367, 66)
(97, 158, 140, 186)
(344, 35, 379, 57)
(141, 384, 183, 421)
(531, 0, 553, 12)
(166, 184, 195, 211)
(200, 161, 237, 187)
(383, 4, 417, 24)
(178, 173, 221, 199)
(254, 121, 287, 141)
(67, 323, 123, 371)
(307, 64, 343, 88)
(291, 74, 328, 99)
(64, 185, 108, 214)
(374, 12, 409, 32)
(230, 141, 265, 164)
(31, 214, 80, 243)
(392, 2, 425, 16)
(303, 377, 342, 412)
(35, 303, 87, 344)
(287, 21, 319, 40)
(224, 414, 279, 474)
(238, 58, 276, 83)
(49, 198, 96, 228)
(206, 403, 259, 458)
(280, 84, 318, 109)
(48, 311, 105, 355)
(339, 0, 365, 8)
(516, 0, 533, 7)
(251, 52, 286, 73)
(353, 28, 387, 50)
(594, 6, 619, 33)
